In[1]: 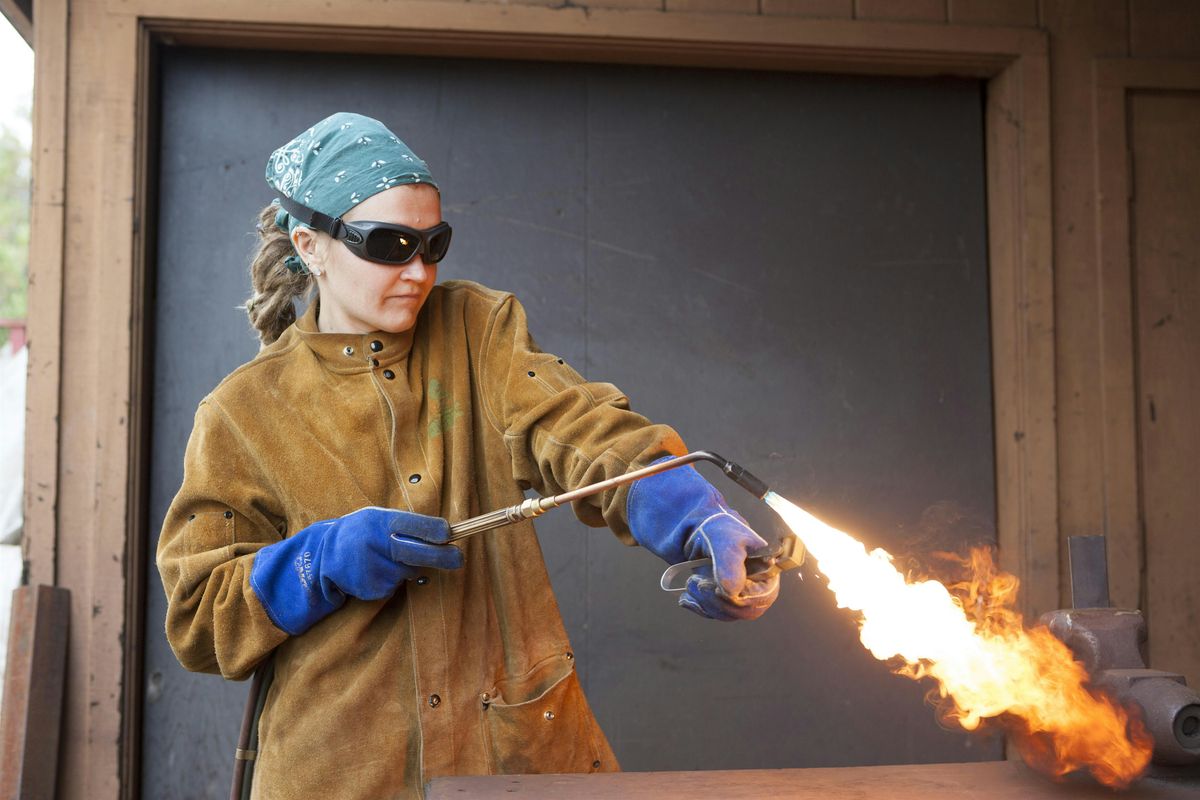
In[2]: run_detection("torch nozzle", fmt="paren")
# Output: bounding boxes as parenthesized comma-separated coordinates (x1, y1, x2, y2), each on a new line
(705, 453, 770, 500)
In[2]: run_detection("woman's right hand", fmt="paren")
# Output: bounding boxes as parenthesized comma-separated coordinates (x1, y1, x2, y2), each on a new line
(249, 507, 463, 636)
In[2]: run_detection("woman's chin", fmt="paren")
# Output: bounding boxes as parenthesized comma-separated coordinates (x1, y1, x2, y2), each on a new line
(374, 302, 423, 333)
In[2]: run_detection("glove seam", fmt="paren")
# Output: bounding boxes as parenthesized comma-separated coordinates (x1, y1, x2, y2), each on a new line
(687, 511, 733, 587)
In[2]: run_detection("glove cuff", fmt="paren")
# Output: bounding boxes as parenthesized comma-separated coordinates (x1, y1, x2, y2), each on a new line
(250, 527, 344, 636)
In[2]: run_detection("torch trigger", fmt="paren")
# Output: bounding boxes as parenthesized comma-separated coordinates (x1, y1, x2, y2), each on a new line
(659, 558, 713, 592)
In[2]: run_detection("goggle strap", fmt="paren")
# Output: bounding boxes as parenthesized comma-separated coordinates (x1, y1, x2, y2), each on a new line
(276, 194, 346, 240)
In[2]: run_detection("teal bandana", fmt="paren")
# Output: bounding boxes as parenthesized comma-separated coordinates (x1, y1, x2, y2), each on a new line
(265, 112, 439, 273)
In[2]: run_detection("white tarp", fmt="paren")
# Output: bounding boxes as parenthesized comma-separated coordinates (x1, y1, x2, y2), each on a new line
(0, 345, 25, 545)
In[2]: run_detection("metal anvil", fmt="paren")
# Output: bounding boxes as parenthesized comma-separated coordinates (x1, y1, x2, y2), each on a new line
(1040, 536, 1200, 767)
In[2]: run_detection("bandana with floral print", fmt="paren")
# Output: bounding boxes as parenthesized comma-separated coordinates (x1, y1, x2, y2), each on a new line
(265, 112, 438, 272)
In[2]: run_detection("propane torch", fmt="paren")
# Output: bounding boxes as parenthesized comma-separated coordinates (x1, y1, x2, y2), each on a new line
(437, 451, 805, 593)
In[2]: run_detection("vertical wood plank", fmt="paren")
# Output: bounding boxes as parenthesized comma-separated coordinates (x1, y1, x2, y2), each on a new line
(53, 4, 141, 798)
(1129, 89, 1200, 688)
(987, 52, 1060, 620)
(1040, 0, 1128, 606)
(24, 0, 69, 590)
(1091, 61, 1140, 611)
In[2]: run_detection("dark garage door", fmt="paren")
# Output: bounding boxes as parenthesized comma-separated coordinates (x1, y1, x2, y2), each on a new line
(144, 47, 997, 797)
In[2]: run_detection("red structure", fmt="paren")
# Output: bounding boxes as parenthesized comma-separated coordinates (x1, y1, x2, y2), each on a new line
(0, 319, 26, 354)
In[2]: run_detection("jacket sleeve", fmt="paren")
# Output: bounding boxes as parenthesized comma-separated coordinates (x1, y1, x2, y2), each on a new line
(478, 292, 687, 543)
(155, 398, 290, 680)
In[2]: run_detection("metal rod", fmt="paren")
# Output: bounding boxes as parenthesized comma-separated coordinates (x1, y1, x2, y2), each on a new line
(447, 450, 764, 543)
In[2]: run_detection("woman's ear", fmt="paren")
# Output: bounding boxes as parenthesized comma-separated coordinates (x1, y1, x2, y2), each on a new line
(290, 226, 327, 276)
(291, 226, 318, 261)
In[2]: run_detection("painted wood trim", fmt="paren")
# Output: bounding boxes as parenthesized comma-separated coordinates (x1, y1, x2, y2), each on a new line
(123, 0, 1046, 63)
(987, 53, 1059, 619)
(120, 25, 159, 799)
(52, 5, 140, 797)
(23, 0, 68, 589)
(1091, 57, 1200, 611)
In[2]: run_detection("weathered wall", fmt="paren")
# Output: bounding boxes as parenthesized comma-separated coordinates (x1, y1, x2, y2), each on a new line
(18, 0, 1200, 797)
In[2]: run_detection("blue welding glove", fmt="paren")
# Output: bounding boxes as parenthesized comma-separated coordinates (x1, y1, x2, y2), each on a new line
(627, 458, 780, 621)
(249, 507, 463, 636)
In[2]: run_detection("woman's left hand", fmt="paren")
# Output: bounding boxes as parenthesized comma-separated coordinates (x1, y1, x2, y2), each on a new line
(626, 458, 781, 621)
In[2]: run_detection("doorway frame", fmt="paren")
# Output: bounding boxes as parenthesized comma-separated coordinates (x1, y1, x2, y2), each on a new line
(1091, 57, 1200, 611)
(23, 3, 1055, 796)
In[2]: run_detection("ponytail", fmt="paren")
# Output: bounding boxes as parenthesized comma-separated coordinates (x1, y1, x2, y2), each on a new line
(244, 204, 314, 346)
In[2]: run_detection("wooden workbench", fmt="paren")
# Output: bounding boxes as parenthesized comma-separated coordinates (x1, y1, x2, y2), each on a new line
(425, 760, 1200, 799)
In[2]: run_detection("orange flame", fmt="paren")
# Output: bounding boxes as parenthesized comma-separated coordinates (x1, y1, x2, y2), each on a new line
(765, 492, 1153, 787)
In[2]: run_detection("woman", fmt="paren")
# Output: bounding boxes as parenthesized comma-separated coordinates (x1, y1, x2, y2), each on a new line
(156, 111, 780, 799)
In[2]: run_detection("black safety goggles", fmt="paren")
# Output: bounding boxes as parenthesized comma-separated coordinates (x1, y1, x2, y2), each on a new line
(277, 194, 452, 266)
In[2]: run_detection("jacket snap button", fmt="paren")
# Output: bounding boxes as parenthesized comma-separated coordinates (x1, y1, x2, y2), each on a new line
(592, 760, 601, 769)
(408, 474, 421, 484)
(527, 370, 536, 377)
(343, 345, 354, 357)
(383, 369, 395, 380)
(223, 510, 233, 519)
(429, 694, 441, 708)
(370, 340, 383, 352)
(543, 710, 555, 721)
(416, 576, 429, 586)
(371, 357, 379, 367)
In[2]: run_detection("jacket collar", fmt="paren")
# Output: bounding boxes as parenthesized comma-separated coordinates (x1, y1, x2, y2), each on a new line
(294, 296, 416, 374)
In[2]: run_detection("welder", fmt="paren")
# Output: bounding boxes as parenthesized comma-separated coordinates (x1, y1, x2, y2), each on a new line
(155, 111, 781, 800)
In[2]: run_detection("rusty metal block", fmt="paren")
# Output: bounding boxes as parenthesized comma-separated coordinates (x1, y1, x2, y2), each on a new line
(1039, 607, 1147, 674)
(0, 585, 70, 800)
(1041, 607, 1200, 767)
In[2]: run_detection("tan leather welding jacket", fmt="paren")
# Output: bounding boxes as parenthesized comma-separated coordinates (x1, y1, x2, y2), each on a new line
(156, 279, 686, 799)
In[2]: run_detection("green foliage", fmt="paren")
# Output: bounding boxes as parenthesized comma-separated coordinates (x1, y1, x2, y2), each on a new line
(0, 106, 30, 348)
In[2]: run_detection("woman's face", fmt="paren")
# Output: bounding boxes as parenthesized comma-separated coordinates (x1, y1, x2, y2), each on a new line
(294, 183, 442, 335)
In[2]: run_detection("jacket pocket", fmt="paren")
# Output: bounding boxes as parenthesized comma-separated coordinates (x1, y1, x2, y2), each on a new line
(481, 653, 611, 776)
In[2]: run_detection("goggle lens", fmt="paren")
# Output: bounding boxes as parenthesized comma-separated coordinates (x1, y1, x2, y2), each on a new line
(366, 231, 419, 263)
(358, 222, 452, 265)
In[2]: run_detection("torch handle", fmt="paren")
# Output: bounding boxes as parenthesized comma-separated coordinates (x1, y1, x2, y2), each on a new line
(446, 450, 764, 544)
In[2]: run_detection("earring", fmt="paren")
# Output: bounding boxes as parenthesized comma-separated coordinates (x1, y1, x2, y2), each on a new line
(310, 265, 323, 277)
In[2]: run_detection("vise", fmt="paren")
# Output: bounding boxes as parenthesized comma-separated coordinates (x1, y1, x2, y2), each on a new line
(1040, 536, 1200, 769)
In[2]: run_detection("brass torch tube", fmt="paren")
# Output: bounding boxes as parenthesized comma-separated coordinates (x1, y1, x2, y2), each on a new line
(446, 451, 740, 544)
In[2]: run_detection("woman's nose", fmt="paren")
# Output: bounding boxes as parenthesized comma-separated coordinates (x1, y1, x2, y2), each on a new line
(401, 256, 429, 282)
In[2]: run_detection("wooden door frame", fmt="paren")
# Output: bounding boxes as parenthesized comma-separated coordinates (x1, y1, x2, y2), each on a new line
(22, 3, 1054, 796)
(1092, 58, 1200, 613)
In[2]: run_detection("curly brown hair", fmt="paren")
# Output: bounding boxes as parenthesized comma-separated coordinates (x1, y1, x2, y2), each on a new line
(243, 204, 316, 346)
